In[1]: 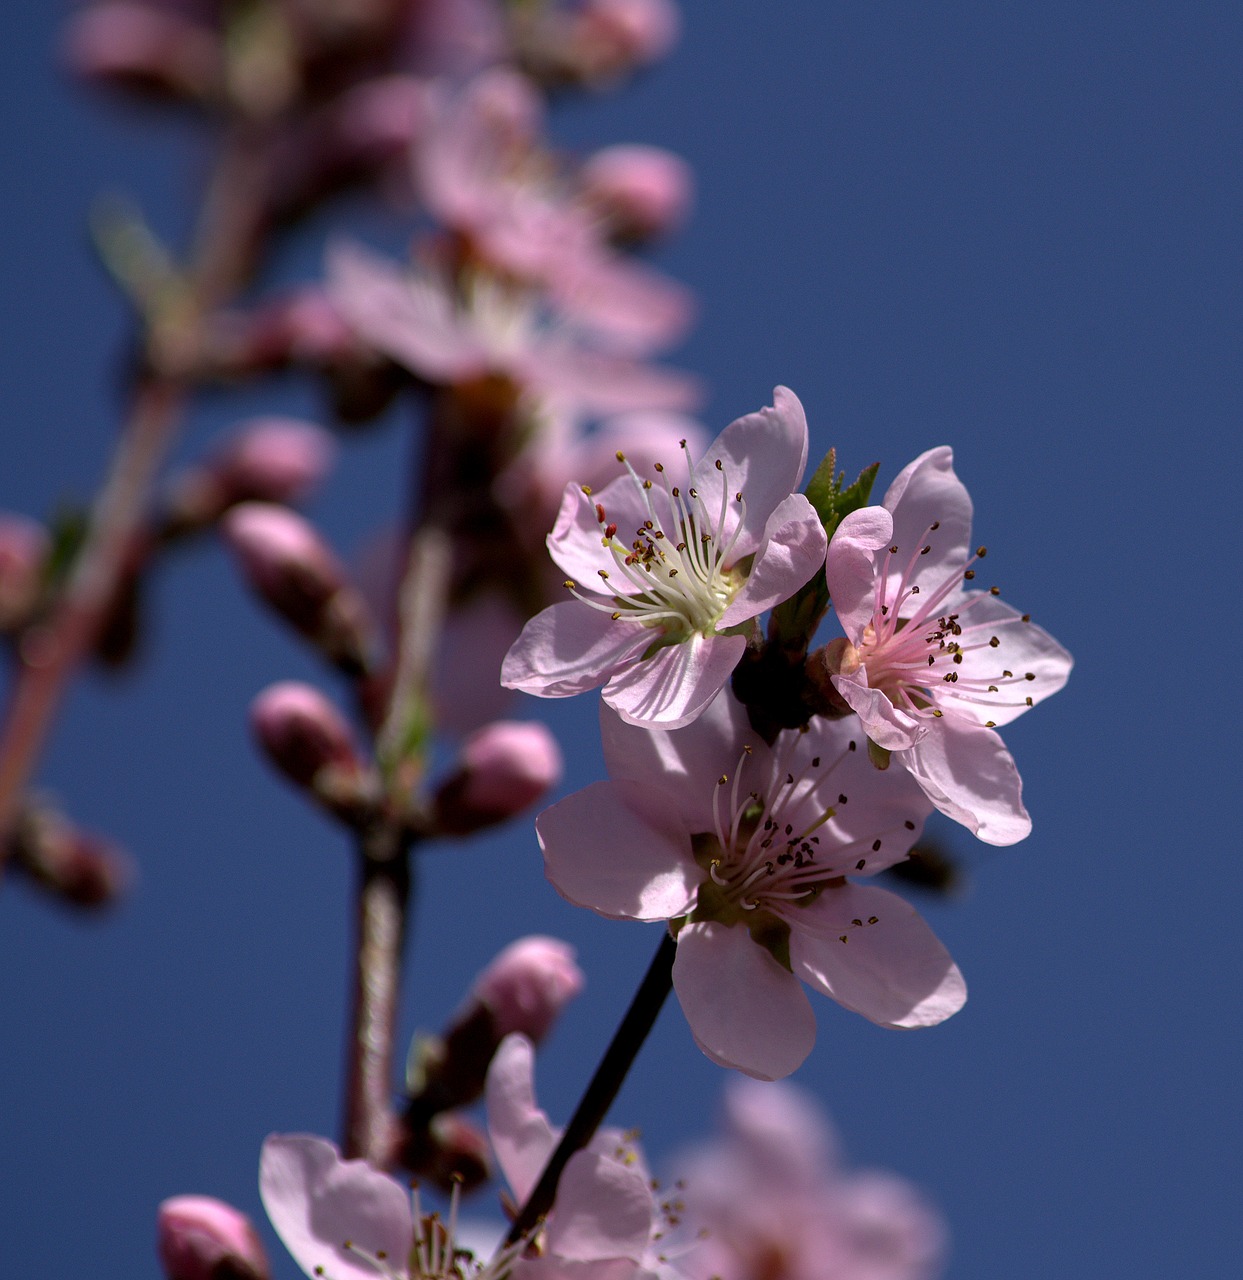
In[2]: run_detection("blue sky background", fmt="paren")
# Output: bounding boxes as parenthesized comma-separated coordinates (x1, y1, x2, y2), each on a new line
(1, 3, 1240, 1277)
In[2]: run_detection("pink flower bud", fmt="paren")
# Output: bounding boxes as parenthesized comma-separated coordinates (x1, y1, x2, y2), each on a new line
(64, 5, 222, 104)
(433, 720, 562, 834)
(222, 504, 375, 673)
(250, 682, 361, 788)
(574, 0, 680, 77)
(402, 936, 582, 1123)
(0, 514, 49, 630)
(157, 1195, 269, 1280)
(580, 144, 692, 241)
(214, 419, 337, 506)
(470, 935, 584, 1042)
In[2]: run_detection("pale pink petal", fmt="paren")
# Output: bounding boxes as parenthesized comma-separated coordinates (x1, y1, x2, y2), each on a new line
(259, 1135, 412, 1280)
(545, 477, 655, 587)
(485, 1034, 558, 1205)
(946, 591, 1073, 728)
(901, 716, 1031, 846)
(543, 1149, 654, 1262)
(537, 782, 698, 920)
(719, 493, 826, 626)
(690, 386, 809, 556)
(599, 689, 753, 835)
(501, 602, 650, 698)
(603, 632, 746, 729)
(790, 883, 966, 1028)
(831, 669, 924, 752)
(715, 1077, 837, 1190)
(673, 922, 816, 1080)
(418, 70, 543, 227)
(883, 447, 973, 598)
(823, 505, 894, 642)
(551, 251, 695, 355)
(326, 241, 482, 379)
(525, 341, 704, 416)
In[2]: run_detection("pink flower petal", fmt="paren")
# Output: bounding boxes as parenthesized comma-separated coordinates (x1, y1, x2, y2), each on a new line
(945, 591, 1073, 728)
(831, 669, 923, 752)
(599, 688, 752, 835)
(484, 1034, 558, 1205)
(259, 1135, 412, 1280)
(538, 782, 698, 920)
(603, 632, 746, 729)
(673, 921, 816, 1080)
(901, 716, 1031, 846)
(502, 602, 650, 698)
(326, 241, 481, 379)
(790, 883, 966, 1028)
(882, 446, 973, 595)
(719, 492, 826, 626)
(823, 505, 894, 643)
(543, 1149, 655, 1262)
(690, 386, 809, 558)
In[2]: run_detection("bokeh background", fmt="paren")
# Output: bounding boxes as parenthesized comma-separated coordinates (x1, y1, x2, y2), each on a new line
(2, 2, 1240, 1276)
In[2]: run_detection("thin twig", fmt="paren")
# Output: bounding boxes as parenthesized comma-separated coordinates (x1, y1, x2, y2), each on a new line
(505, 931, 677, 1246)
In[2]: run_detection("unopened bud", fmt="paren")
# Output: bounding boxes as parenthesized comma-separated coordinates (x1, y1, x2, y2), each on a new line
(580, 144, 692, 242)
(64, 5, 222, 105)
(222, 504, 375, 674)
(433, 721, 562, 835)
(163, 421, 336, 537)
(214, 418, 337, 506)
(0, 514, 49, 630)
(7, 802, 131, 909)
(469, 935, 584, 1043)
(250, 681, 364, 796)
(157, 1195, 269, 1280)
(572, 0, 680, 79)
(404, 937, 582, 1122)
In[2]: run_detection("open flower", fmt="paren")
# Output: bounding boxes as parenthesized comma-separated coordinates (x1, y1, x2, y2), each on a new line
(259, 1035, 680, 1280)
(327, 242, 700, 418)
(486, 1034, 681, 1279)
(537, 691, 965, 1079)
(502, 388, 827, 729)
(824, 447, 1072, 845)
(674, 1078, 946, 1280)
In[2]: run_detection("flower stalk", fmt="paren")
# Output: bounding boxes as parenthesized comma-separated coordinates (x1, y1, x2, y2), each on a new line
(504, 929, 676, 1245)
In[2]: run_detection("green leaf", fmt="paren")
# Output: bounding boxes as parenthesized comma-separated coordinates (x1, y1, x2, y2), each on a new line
(805, 451, 880, 545)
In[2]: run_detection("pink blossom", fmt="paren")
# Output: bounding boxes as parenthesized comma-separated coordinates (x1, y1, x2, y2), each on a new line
(494, 407, 710, 554)
(327, 241, 701, 416)
(674, 1079, 946, 1280)
(502, 388, 827, 729)
(260, 1038, 675, 1280)
(415, 70, 694, 354)
(537, 691, 965, 1079)
(157, 1195, 268, 1280)
(485, 1033, 681, 1279)
(824, 447, 1072, 845)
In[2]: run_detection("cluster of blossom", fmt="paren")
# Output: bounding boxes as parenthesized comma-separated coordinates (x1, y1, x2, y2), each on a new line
(507, 386, 1071, 1078)
(5, 4, 1072, 1280)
